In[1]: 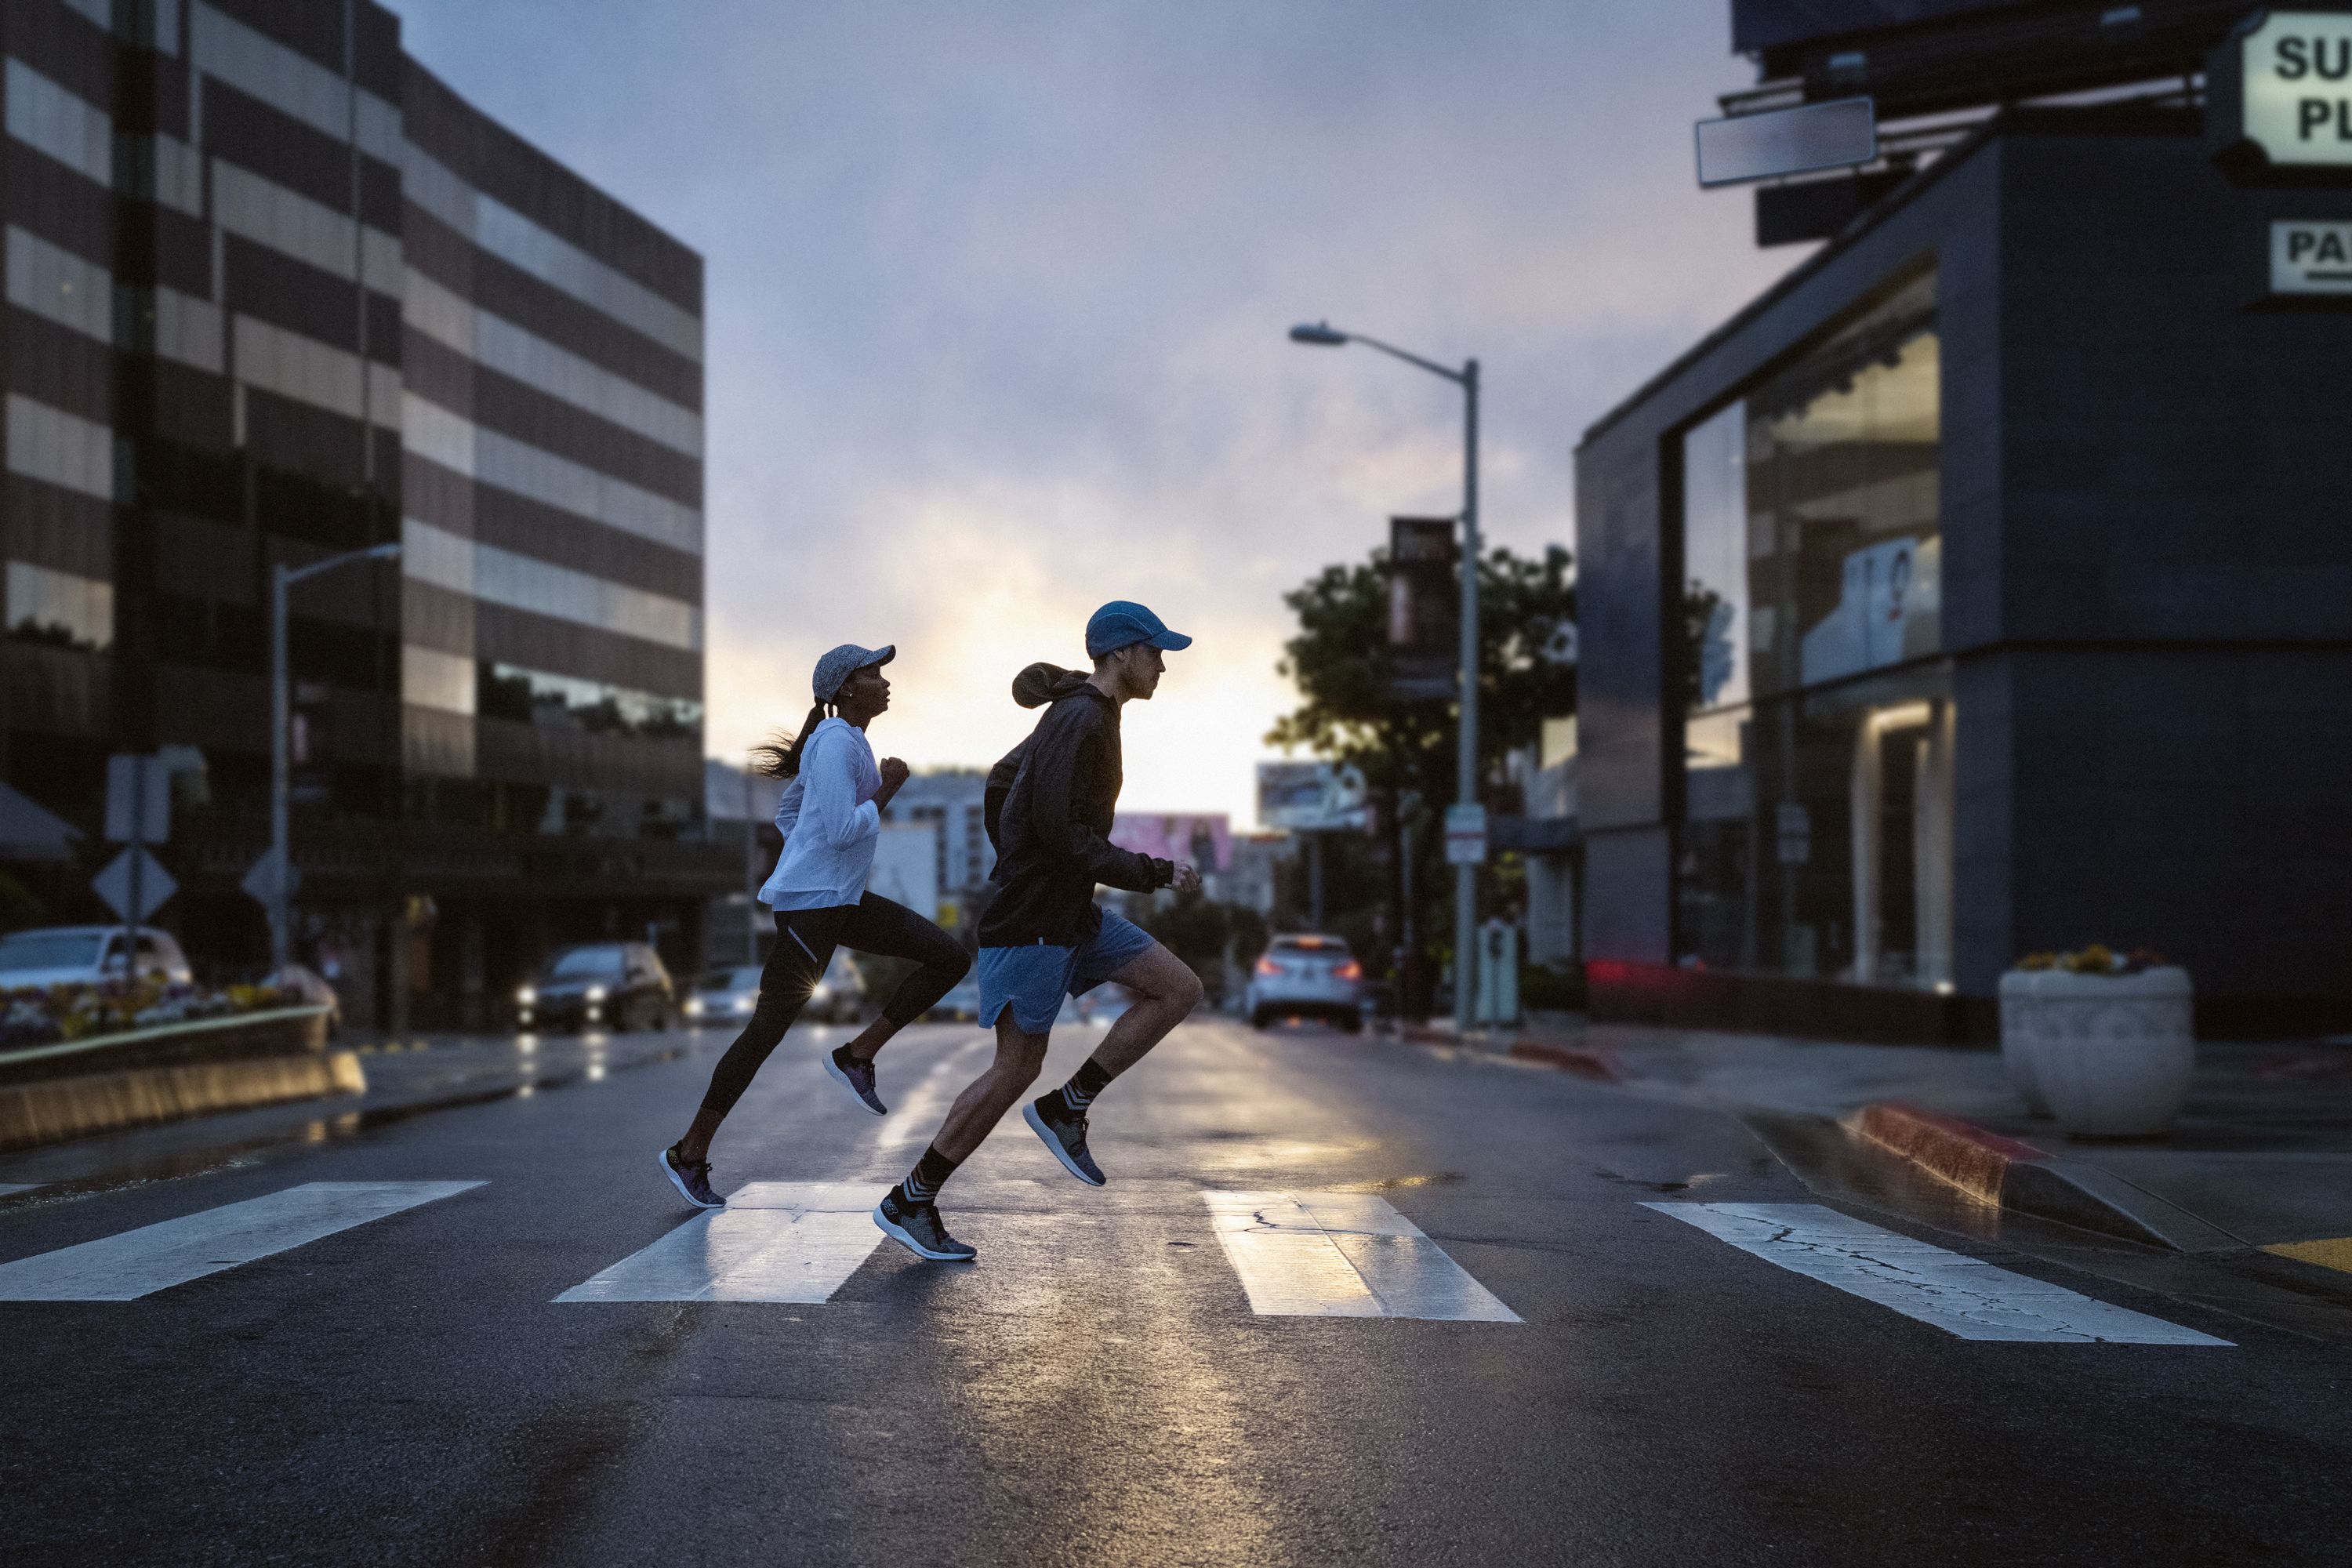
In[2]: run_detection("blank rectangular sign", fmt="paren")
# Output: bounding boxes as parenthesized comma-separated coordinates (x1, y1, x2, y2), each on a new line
(1697, 97, 1878, 187)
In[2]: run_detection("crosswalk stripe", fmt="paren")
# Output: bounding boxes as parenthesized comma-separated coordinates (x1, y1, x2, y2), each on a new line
(1645, 1202, 2232, 1345)
(0, 1184, 36, 1198)
(1200, 1190, 1520, 1322)
(0, 1181, 485, 1301)
(556, 1181, 884, 1303)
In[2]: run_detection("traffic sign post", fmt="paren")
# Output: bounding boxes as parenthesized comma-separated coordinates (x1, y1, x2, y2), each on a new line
(103, 754, 171, 979)
(93, 846, 176, 925)
(1444, 803, 1489, 866)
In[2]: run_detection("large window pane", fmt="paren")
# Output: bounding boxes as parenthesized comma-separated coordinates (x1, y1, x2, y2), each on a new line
(1673, 267, 1951, 991)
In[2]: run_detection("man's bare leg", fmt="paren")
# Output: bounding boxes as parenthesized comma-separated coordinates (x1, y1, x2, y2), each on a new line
(1023, 942, 1203, 1185)
(1083, 942, 1206, 1080)
(931, 1013, 1050, 1163)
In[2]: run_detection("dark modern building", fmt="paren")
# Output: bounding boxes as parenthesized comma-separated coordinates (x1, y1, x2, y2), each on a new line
(2, 0, 727, 1027)
(1575, 2, 2352, 1039)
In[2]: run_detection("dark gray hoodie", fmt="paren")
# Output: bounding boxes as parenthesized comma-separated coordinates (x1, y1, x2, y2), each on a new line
(977, 662, 1172, 947)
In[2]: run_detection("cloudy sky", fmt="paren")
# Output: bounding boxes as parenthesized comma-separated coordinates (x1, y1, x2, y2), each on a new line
(390, 2, 1804, 826)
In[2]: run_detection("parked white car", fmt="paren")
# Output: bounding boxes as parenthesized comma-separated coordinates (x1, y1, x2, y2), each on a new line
(684, 965, 763, 1025)
(0, 925, 192, 989)
(1245, 934, 1366, 1032)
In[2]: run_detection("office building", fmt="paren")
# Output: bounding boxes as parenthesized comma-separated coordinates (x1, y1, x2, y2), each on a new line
(2, 0, 728, 1025)
(1574, 2, 2352, 1038)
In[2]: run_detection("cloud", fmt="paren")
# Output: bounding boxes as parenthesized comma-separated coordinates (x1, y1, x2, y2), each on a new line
(387, 1, 1806, 826)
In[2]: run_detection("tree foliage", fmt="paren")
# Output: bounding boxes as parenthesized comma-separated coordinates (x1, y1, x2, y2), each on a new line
(1266, 543, 1577, 805)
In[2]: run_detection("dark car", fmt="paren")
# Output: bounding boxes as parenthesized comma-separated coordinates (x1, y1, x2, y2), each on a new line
(517, 942, 674, 1033)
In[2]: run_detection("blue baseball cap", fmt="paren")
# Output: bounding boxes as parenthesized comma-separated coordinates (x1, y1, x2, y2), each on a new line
(812, 643, 894, 703)
(1085, 601, 1192, 659)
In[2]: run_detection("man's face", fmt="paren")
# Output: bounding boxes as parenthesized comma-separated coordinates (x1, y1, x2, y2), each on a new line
(1125, 643, 1166, 699)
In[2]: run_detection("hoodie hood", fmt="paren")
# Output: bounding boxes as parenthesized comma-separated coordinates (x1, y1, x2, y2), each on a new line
(1011, 662, 1091, 710)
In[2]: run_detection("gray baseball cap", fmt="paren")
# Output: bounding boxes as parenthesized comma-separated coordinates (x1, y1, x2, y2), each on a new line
(812, 643, 895, 704)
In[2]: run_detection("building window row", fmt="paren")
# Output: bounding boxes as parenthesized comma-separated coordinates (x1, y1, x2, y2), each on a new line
(8, 225, 228, 372)
(5, 561, 113, 652)
(1675, 267, 1953, 993)
(5, 57, 112, 189)
(401, 394, 703, 556)
(5, 393, 118, 503)
(191, 2, 405, 165)
(401, 517, 702, 652)
(401, 142, 703, 365)
(212, 160, 405, 295)
(403, 269, 703, 456)
(477, 660, 702, 739)
(402, 641, 475, 716)
(234, 313, 402, 428)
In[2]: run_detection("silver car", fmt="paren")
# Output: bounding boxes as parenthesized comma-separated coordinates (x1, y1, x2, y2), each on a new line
(1245, 935, 1366, 1032)
(683, 965, 764, 1026)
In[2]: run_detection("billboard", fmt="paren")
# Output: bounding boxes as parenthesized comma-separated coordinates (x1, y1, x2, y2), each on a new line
(1111, 814, 1232, 873)
(1257, 761, 1368, 833)
(1732, 0, 2016, 54)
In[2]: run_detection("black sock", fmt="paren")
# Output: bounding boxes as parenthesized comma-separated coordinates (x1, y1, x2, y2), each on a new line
(1054, 1056, 1115, 1118)
(895, 1143, 960, 1207)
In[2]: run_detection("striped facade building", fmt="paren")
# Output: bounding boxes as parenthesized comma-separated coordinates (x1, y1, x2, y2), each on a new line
(1, 0, 726, 1026)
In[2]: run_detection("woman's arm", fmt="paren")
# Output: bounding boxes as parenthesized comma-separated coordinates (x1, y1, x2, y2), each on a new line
(804, 729, 881, 850)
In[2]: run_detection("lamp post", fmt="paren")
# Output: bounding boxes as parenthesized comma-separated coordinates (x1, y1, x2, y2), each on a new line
(270, 540, 401, 972)
(1289, 321, 1481, 1035)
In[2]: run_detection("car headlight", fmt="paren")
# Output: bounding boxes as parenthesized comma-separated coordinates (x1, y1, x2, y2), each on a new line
(517, 985, 537, 1005)
(810, 982, 831, 1002)
(732, 994, 757, 1014)
(683, 996, 704, 1018)
(586, 985, 608, 1003)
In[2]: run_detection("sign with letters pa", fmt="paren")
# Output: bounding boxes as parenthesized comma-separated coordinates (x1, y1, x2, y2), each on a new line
(2212, 11, 2352, 175)
(2274, 219, 2352, 294)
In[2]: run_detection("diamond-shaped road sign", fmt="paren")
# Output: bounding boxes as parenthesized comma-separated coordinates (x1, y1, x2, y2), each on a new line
(93, 846, 176, 923)
(241, 845, 300, 906)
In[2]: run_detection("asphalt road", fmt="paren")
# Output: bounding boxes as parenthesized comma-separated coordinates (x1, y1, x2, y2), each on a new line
(3, 1016, 2348, 1566)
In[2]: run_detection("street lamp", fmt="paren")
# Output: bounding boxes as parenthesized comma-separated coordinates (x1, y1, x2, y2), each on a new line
(1289, 321, 1482, 1035)
(270, 540, 401, 972)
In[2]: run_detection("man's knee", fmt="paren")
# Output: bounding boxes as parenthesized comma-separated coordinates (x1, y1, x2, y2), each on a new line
(1164, 962, 1205, 1017)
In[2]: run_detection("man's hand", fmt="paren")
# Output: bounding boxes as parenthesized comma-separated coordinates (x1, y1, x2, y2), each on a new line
(1171, 860, 1202, 896)
(875, 757, 911, 809)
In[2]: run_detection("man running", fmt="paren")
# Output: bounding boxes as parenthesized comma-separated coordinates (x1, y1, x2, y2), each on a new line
(873, 601, 1205, 1261)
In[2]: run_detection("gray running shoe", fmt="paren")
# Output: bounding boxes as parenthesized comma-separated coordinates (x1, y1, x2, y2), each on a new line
(873, 1189, 976, 1261)
(825, 1044, 887, 1116)
(1024, 1097, 1106, 1187)
(658, 1145, 724, 1209)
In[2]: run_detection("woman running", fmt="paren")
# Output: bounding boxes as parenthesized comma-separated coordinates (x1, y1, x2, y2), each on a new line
(659, 642, 970, 1209)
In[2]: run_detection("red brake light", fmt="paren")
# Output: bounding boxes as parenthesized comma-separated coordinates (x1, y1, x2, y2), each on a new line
(1334, 960, 1363, 982)
(1254, 956, 1280, 977)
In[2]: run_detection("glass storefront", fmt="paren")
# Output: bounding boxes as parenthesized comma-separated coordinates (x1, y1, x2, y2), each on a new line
(1675, 268, 1954, 990)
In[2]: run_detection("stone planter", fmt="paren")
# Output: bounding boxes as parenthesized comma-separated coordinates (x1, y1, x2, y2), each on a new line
(1996, 970, 2055, 1116)
(2005, 967, 2195, 1138)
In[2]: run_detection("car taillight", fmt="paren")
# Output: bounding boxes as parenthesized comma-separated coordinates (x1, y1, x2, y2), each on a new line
(1334, 960, 1363, 982)
(1254, 956, 1281, 977)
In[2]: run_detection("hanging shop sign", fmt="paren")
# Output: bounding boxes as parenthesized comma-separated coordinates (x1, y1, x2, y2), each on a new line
(2274, 219, 2352, 293)
(2211, 10, 2352, 177)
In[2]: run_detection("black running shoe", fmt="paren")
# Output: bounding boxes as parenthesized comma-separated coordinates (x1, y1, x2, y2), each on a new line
(658, 1144, 724, 1209)
(1023, 1097, 1106, 1187)
(873, 1189, 976, 1261)
(824, 1044, 887, 1116)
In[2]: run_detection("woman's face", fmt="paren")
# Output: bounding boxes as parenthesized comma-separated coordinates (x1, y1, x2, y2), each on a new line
(837, 663, 891, 719)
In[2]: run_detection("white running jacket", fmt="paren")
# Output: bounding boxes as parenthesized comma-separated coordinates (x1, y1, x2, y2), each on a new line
(758, 717, 883, 910)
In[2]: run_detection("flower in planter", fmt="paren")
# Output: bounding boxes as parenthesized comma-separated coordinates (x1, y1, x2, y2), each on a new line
(2014, 944, 2167, 976)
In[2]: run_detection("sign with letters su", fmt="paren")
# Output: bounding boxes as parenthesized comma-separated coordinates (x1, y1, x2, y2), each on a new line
(2212, 11, 2352, 175)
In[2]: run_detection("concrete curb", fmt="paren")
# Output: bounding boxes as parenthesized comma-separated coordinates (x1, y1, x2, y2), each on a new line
(0, 1051, 367, 1152)
(1843, 1101, 2243, 1254)
(1396, 1024, 1623, 1082)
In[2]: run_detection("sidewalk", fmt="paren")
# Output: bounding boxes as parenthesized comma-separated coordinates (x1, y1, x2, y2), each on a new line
(1410, 1014, 2352, 1265)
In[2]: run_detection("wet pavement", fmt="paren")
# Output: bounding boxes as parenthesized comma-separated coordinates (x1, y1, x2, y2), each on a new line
(3, 1016, 2350, 1564)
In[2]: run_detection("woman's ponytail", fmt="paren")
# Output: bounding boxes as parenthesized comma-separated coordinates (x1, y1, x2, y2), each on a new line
(750, 702, 829, 779)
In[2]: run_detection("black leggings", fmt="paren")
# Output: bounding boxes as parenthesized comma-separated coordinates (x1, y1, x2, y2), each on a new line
(697, 893, 970, 1117)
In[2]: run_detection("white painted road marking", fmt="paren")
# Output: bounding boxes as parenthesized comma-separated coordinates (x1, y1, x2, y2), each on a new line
(0, 1181, 485, 1301)
(0, 1184, 37, 1198)
(1201, 1190, 1520, 1322)
(557, 1181, 884, 1303)
(1646, 1202, 2232, 1345)
(868, 1038, 990, 1167)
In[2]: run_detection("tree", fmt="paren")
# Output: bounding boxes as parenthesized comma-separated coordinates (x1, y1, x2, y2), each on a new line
(1266, 543, 1577, 808)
